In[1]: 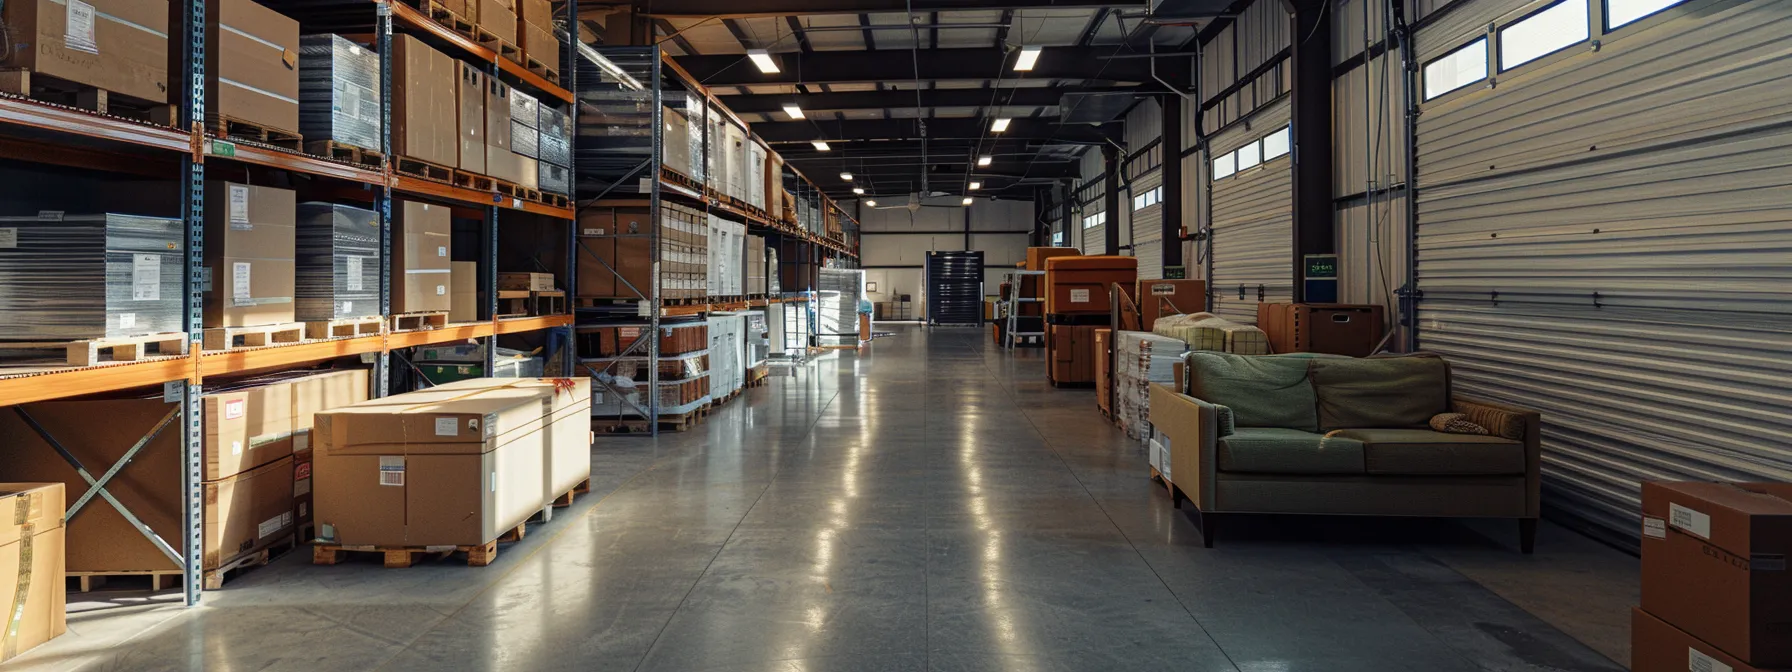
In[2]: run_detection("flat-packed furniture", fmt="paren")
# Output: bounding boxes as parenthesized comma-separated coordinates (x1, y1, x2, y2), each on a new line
(0, 483, 66, 663)
(1044, 256, 1137, 315)
(1257, 303, 1386, 357)
(1149, 352, 1541, 550)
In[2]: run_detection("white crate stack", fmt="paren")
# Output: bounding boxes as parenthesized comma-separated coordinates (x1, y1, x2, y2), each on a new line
(707, 313, 747, 398)
(1114, 332, 1190, 440)
(707, 214, 744, 297)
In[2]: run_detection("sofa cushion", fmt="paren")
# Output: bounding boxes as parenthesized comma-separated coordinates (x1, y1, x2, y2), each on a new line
(1309, 356, 1450, 431)
(1217, 428, 1365, 475)
(1331, 428, 1526, 476)
(1185, 352, 1320, 431)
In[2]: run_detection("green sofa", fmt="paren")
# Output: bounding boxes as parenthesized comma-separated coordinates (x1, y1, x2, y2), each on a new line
(1148, 351, 1541, 551)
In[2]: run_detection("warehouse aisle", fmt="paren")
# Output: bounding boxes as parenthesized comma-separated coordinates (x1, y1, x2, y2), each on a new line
(13, 325, 1636, 672)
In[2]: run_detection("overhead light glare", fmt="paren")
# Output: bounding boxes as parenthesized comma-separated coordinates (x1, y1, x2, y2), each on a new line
(852, 187, 864, 194)
(864, 199, 877, 207)
(747, 49, 780, 74)
(991, 118, 1011, 132)
(812, 140, 831, 151)
(962, 197, 974, 206)
(781, 104, 805, 119)
(1014, 46, 1042, 72)
(969, 181, 981, 190)
(840, 172, 853, 181)
(977, 155, 992, 166)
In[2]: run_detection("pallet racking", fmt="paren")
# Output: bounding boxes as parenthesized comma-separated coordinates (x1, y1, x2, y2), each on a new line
(0, 0, 579, 606)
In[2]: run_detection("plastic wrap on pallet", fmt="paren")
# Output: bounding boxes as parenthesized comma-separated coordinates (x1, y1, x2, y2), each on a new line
(817, 268, 864, 343)
(724, 123, 748, 201)
(706, 213, 744, 297)
(589, 372, 710, 417)
(539, 163, 571, 195)
(537, 105, 571, 167)
(295, 202, 380, 322)
(510, 89, 540, 130)
(511, 120, 540, 158)
(707, 313, 747, 400)
(298, 34, 380, 152)
(0, 213, 185, 340)
(747, 142, 767, 211)
(1114, 331, 1189, 440)
(1153, 312, 1269, 355)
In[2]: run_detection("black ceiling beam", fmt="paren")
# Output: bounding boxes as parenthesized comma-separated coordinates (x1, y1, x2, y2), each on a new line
(677, 47, 1188, 87)
(639, 0, 1113, 19)
(654, 18, 700, 55)
(786, 16, 814, 53)
(753, 117, 1119, 144)
(1076, 8, 1110, 47)
(720, 87, 1104, 113)
(995, 9, 1014, 48)
(859, 13, 877, 50)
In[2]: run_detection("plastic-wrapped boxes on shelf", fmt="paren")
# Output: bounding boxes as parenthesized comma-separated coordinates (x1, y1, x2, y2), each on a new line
(299, 34, 380, 152)
(0, 213, 184, 340)
(538, 105, 571, 168)
(747, 142, 768, 211)
(296, 203, 381, 321)
(707, 214, 744, 297)
(539, 163, 571, 196)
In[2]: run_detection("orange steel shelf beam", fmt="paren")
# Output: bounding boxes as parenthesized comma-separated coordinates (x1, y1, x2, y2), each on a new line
(386, 322, 492, 350)
(0, 97, 190, 154)
(214, 140, 385, 186)
(203, 335, 385, 377)
(0, 357, 192, 407)
(394, 176, 574, 220)
(495, 314, 574, 335)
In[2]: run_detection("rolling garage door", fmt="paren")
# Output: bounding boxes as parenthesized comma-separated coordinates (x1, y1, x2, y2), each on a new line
(1413, 0, 1792, 548)
(1209, 97, 1293, 323)
(1132, 169, 1165, 281)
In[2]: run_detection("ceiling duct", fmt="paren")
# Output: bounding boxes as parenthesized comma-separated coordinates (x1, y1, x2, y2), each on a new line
(1059, 91, 1137, 125)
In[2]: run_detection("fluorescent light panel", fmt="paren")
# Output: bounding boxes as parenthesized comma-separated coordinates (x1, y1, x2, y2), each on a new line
(1013, 46, 1042, 72)
(852, 187, 864, 194)
(977, 155, 992, 166)
(781, 104, 805, 119)
(864, 199, 877, 207)
(839, 172, 853, 181)
(812, 140, 831, 151)
(747, 49, 779, 74)
(991, 118, 1011, 132)
(968, 182, 981, 190)
(961, 197, 974, 206)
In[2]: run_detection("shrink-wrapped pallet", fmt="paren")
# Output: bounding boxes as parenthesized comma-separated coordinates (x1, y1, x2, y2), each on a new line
(0, 213, 184, 340)
(295, 203, 381, 321)
(1114, 332, 1189, 440)
(299, 34, 381, 152)
(1153, 312, 1270, 355)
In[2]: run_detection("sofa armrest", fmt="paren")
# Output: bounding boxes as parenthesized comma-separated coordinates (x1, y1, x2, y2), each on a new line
(1454, 396, 1542, 518)
(1149, 383, 1219, 511)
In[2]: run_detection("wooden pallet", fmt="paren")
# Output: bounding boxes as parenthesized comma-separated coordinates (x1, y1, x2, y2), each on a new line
(208, 113, 303, 151)
(592, 406, 708, 433)
(202, 322, 306, 352)
(395, 155, 454, 183)
(68, 533, 297, 592)
(0, 69, 178, 126)
(305, 140, 384, 168)
(390, 312, 450, 332)
(494, 179, 542, 204)
(524, 53, 560, 85)
(304, 315, 384, 340)
(496, 290, 532, 318)
(67, 569, 181, 593)
(204, 533, 298, 590)
(312, 523, 525, 568)
(482, 36, 523, 66)
(453, 169, 495, 192)
(1, 332, 189, 366)
(551, 478, 592, 508)
(660, 167, 702, 192)
(413, 0, 473, 34)
(540, 191, 571, 208)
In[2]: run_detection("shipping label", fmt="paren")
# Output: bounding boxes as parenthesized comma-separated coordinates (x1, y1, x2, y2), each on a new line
(346, 257, 364, 291)
(224, 399, 245, 419)
(233, 262, 253, 304)
(0, 228, 16, 248)
(1689, 647, 1732, 672)
(66, 0, 99, 54)
(133, 254, 161, 301)
(118, 312, 136, 329)
(1069, 288, 1090, 303)
(434, 417, 458, 436)
(1669, 503, 1711, 539)
(257, 513, 288, 539)
(1151, 283, 1176, 295)
(1642, 516, 1666, 540)
(378, 456, 405, 486)
(229, 185, 251, 227)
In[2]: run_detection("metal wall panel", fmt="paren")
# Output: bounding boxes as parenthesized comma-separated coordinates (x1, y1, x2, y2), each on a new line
(1335, 197, 1407, 335)
(1333, 53, 1407, 198)
(1210, 97, 1294, 323)
(1414, 0, 1792, 547)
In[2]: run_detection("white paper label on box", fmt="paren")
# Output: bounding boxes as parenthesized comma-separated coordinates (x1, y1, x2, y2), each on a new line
(294, 477, 310, 497)
(224, 399, 245, 419)
(231, 440, 243, 456)
(233, 262, 252, 303)
(1669, 503, 1711, 539)
(341, 300, 353, 313)
(436, 284, 446, 295)
(434, 417, 458, 436)
(299, 502, 308, 518)
(378, 456, 405, 486)
(1643, 516, 1667, 539)
(437, 245, 447, 258)
(257, 513, 286, 539)
(346, 257, 364, 291)
(229, 185, 251, 226)
(294, 431, 309, 452)
(0, 228, 15, 248)
(338, 84, 360, 119)
(1069, 288, 1090, 303)
(1689, 647, 1732, 672)
(1151, 283, 1176, 295)
(133, 254, 161, 301)
(482, 413, 497, 438)
(582, 228, 606, 236)
(66, 0, 99, 54)
(118, 312, 136, 329)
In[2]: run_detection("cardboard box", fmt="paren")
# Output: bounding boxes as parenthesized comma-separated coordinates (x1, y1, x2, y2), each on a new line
(457, 63, 486, 174)
(294, 444, 313, 529)
(1632, 607, 1783, 672)
(477, 0, 517, 44)
(1044, 255, 1138, 315)
(450, 261, 479, 323)
(0, 0, 169, 104)
(517, 0, 552, 26)
(1641, 481, 1792, 667)
(516, 154, 540, 189)
(207, 0, 300, 133)
(574, 236, 614, 298)
(499, 272, 555, 291)
(312, 378, 591, 548)
(521, 20, 557, 72)
(1048, 324, 1100, 384)
(1026, 247, 1081, 271)
(486, 148, 529, 184)
(204, 182, 297, 328)
(486, 79, 512, 151)
(204, 455, 295, 570)
(1257, 303, 1386, 357)
(0, 483, 66, 664)
(432, 378, 591, 505)
(392, 200, 453, 314)
(392, 34, 458, 167)
(291, 370, 371, 434)
(203, 383, 295, 481)
(1136, 279, 1206, 327)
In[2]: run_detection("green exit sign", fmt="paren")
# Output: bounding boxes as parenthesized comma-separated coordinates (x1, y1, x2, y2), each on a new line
(210, 139, 237, 157)
(1304, 255, 1338, 280)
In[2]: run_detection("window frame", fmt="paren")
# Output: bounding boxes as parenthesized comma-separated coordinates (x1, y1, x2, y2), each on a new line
(1422, 37, 1490, 101)
(1212, 151, 1236, 180)
(1496, 0, 1591, 73)
(1236, 141, 1262, 171)
(1082, 211, 1105, 230)
(1262, 126, 1291, 161)
(1604, 0, 1683, 31)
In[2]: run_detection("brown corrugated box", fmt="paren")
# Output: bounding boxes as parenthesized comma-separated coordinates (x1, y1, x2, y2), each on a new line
(1026, 247, 1080, 271)
(392, 200, 453, 314)
(516, 154, 540, 189)
(450, 261, 479, 322)
(0, 483, 66, 664)
(431, 378, 591, 508)
(521, 20, 557, 71)
(203, 455, 295, 570)
(486, 78, 511, 151)
(1044, 255, 1137, 315)
(1632, 607, 1783, 672)
(499, 272, 555, 291)
(290, 370, 367, 530)
(487, 149, 528, 185)
(517, 0, 552, 26)
(207, 0, 300, 133)
(202, 384, 294, 481)
(204, 182, 297, 328)
(457, 63, 486, 174)
(477, 0, 517, 44)
(0, 0, 169, 104)
(1641, 481, 1792, 667)
(392, 34, 458, 167)
(313, 378, 590, 548)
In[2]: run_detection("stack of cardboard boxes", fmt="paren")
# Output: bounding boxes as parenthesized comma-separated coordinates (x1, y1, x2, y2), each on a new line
(0, 0, 171, 116)
(1635, 482, 1792, 672)
(205, 0, 301, 137)
(0, 483, 66, 663)
(576, 205, 710, 301)
(1042, 254, 1136, 386)
(517, 0, 558, 75)
(205, 182, 297, 329)
(391, 200, 454, 315)
(475, 0, 518, 48)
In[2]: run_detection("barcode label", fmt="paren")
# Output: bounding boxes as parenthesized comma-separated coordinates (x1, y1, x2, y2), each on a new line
(1670, 503, 1711, 539)
(1642, 516, 1666, 539)
(378, 456, 405, 486)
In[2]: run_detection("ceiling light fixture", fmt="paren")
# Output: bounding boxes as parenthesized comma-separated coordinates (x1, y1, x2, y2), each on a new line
(865, 199, 877, 207)
(991, 118, 1012, 132)
(839, 172, 853, 181)
(781, 104, 805, 119)
(852, 187, 864, 195)
(812, 140, 831, 151)
(747, 49, 780, 74)
(1013, 46, 1042, 72)
(977, 155, 992, 166)
(962, 197, 974, 206)
(969, 181, 981, 190)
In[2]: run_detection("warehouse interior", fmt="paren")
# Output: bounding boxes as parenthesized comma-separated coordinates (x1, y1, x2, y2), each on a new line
(0, 0, 1785, 670)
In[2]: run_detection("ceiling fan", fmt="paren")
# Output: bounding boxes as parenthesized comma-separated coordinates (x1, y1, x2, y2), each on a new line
(863, 191, 964, 211)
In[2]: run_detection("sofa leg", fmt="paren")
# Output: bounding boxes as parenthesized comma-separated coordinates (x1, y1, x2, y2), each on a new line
(1195, 509, 1216, 549)
(1519, 518, 1538, 554)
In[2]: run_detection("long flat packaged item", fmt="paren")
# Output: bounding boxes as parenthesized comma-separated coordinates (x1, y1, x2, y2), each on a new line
(0, 0, 169, 103)
(1641, 481, 1792, 667)
(0, 483, 67, 664)
(457, 63, 487, 174)
(206, 0, 301, 134)
(312, 378, 592, 548)
(0, 213, 184, 340)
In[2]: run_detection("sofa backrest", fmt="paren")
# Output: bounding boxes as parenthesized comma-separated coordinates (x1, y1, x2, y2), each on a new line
(1308, 355, 1451, 431)
(1184, 352, 1320, 432)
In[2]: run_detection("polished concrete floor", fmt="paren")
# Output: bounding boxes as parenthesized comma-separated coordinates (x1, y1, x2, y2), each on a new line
(9, 325, 1639, 671)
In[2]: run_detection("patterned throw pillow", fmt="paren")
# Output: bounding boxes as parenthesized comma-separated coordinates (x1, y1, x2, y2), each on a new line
(1429, 412, 1490, 435)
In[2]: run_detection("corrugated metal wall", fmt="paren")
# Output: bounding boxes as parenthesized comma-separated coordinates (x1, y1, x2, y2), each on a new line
(1209, 97, 1294, 323)
(1128, 101, 1166, 279)
(1414, 0, 1792, 547)
(1078, 149, 1106, 254)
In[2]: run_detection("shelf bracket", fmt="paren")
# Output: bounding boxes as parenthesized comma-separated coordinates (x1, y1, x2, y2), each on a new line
(12, 407, 187, 569)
